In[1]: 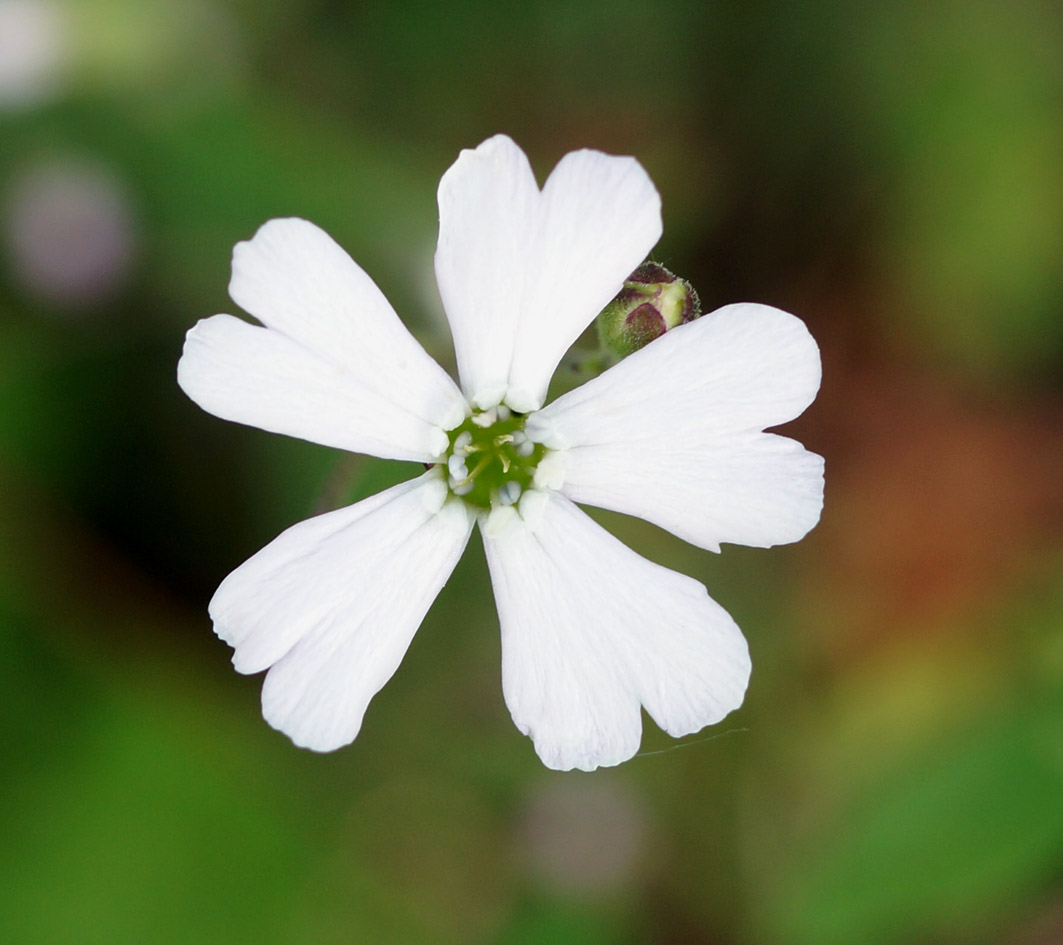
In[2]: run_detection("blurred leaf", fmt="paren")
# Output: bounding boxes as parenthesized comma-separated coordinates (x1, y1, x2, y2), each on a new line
(496, 895, 628, 945)
(763, 698, 1063, 945)
(0, 664, 307, 945)
(752, 578, 1063, 945)
(860, 0, 1063, 379)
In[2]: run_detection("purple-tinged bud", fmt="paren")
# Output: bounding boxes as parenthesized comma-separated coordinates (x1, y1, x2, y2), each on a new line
(596, 262, 701, 358)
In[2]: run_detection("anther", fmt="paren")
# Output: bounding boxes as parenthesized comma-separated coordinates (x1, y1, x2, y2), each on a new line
(499, 481, 522, 506)
(511, 430, 535, 458)
(447, 454, 468, 481)
(449, 476, 474, 497)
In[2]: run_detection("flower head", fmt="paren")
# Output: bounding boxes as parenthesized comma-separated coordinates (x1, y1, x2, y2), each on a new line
(177, 135, 824, 771)
(596, 261, 701, 358)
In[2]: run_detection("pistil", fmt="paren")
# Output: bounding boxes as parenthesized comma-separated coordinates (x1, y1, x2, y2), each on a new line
(441, 407, 548, 510)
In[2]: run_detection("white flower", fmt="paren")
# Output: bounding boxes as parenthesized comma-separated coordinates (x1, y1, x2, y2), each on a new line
(177, 135, 824, 772)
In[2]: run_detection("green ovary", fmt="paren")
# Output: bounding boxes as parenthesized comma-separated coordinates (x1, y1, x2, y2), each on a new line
(443, 410, 547, 509)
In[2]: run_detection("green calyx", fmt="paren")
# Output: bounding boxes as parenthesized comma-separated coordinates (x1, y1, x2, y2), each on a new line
(596, 261, 701, 359)
(443, 408, 547, 510)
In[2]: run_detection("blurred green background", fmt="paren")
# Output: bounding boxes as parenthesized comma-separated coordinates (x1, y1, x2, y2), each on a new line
(1, 0, 1062, 943)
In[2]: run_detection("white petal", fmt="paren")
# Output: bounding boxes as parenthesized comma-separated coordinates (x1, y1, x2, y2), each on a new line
(227, 217, 466, 431)
(435, 135, 661, 411)
(505, 148, 663, 408)
(209, 471, 473, 752)
(435, 136, 539, 409)
(178, 314, 449, 461)
(481, 492, 750, 772)
(527, 303, 824, 551)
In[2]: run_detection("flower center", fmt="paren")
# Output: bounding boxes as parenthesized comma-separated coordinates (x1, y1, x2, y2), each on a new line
(443, 405, 547, 510)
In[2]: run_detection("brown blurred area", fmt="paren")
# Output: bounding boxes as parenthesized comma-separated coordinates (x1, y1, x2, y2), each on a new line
(806, 289, 1063, 650)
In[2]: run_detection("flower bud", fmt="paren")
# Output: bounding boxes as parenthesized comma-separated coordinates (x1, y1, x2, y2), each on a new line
(596, 262, 701, 358)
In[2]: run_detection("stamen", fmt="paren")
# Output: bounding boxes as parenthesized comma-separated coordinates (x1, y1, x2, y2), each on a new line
(453, 431, 473, 455)
(511, 430, 535, 457)
(447, 454, 468, 481)
(499, 481, 522, 506)
(461, 453, 492, 484)
(442, 406, 550, 509)
(449, 476, 474, 496)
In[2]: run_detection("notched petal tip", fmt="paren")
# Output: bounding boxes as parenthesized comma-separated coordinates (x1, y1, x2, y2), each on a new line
(534, 299, 825, 552)
(438, 135, 665, 423)
(485, 493, 754, 772)
(207, 473, 474, 753)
